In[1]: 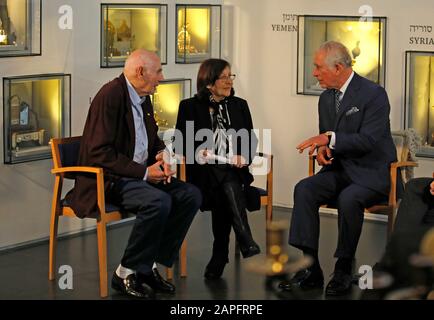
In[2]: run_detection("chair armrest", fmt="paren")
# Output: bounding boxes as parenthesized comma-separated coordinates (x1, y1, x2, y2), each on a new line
(51, 166, 103, 175)
(308, 155, 317, 176)
(51, 165, 110, 221)
(388, 161, 418, 208)
(390, 161, 418, 169)
(173, 154, 186, 182)
(256, 152, 271, 158)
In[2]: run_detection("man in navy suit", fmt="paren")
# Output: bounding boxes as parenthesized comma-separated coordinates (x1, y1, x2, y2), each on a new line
(279, 41, 397, 296)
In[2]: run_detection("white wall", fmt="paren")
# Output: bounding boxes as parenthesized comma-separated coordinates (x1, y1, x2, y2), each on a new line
(223, 0, 434, 207)
(0, 0, 222, 249)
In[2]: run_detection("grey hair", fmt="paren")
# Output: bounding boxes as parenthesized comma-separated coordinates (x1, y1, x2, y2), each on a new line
(319, 41, 352, 68)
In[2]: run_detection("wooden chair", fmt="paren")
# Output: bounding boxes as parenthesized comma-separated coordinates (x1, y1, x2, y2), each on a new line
(308, 130, 419, 239)
(253, 153, 274, 223)
(48, 136, 187, 298)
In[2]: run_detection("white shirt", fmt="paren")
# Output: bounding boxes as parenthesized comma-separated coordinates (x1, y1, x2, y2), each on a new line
(125, 76, 149, 180)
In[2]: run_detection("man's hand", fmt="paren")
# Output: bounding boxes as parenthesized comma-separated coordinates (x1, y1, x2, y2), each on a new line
(296, 134, 329, 155)
(316, 146, 333, 166)
(430, 180, 434, 196)
(230, 155, 247, 168)
(146, 160, 168, 184)
(155, 151, 176, 183)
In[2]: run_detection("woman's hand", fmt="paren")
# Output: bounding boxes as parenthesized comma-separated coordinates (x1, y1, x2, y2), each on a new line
(231, 155, 247, 168)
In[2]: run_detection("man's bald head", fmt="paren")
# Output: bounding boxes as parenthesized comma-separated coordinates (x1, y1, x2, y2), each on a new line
(124, 49, 163, 96)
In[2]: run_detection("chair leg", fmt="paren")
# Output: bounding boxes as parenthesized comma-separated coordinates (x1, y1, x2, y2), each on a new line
(387, 209, 395, 240)
(166, 267, 174, 280)
(180, 239, 187, 277)
(48, 212, 59, 281)
(266, 200, 273, 222)
(96, 221, 108, 298)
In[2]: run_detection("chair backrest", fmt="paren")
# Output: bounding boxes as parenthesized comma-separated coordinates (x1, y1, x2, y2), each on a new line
(51, 136, 81, 171)
(391, 129, 421, 183)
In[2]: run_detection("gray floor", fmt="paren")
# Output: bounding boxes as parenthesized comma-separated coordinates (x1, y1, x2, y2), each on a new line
(0, 207, 387, 300)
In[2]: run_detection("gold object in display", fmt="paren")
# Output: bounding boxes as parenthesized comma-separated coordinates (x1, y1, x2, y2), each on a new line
(351, 40, 361, 66)
(177, 23, 197, 54)
(0, 27, 7, 45)
(117, 19, 131, 41)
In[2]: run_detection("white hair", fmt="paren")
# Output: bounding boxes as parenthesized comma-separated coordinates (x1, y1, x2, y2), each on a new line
(319, 41, 352, 68)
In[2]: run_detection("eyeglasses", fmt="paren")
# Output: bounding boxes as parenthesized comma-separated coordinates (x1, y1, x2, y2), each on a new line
(217, 74, 236, 81)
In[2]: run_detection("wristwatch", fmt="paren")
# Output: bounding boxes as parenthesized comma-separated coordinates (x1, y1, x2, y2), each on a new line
(323, 131, 333, 146)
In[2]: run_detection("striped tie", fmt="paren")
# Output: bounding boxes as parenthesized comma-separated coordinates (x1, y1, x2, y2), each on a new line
(334, 89, 341, 114)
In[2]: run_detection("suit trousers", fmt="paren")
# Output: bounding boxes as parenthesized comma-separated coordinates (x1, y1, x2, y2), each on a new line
(289, 170, 386, 259)
(110, 177, 201, 275)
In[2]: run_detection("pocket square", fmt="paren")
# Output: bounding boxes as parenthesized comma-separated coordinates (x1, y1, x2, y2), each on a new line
(345, 107, 360, 116)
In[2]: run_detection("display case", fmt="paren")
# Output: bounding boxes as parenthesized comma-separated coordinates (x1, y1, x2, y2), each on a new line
(3, 74, 71, 164)
(176, 4, 221, 64)
(101, 3, 167, 68)
(405, 51, 434, 158)
(0, 0, 41, 57)
(151, 78, 191, 139)
(297, 15, 387, 95)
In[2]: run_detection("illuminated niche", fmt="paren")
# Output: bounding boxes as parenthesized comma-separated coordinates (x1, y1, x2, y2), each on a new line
(151, 78, 192, 140)
(176, 4, 221, 64)
(405, 51, 434, 158)
(297, 15, 387, 95)
(0, 0, 41, 57)
(101, 3, 167, 67)
(3, 74, 71, 164)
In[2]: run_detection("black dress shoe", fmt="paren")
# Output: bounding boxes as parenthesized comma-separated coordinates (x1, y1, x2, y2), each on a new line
(111, 272, 155, 299)
(204, 258, 227, 280)
(325, 270, 353, 296)
(138, 268, 176, 294)
(279, 267, 324, 291)
(240, 244, 261, 258)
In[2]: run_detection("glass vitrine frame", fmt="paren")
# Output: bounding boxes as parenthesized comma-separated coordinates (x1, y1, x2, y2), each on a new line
(3, 73, 71, 164)
(175, 4, 221, 64)
(297, 15, 387, 96)
(404, 50, 434, 158)
(100, 3, 168, 68)
(0, 0, 41, 58)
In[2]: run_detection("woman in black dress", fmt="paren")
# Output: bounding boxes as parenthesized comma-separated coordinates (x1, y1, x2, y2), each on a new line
(175, 58, 261, 279)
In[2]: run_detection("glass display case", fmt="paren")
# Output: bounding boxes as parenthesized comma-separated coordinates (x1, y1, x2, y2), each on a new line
(101, 3, 167, 68)
(297, 15, 387, 95)
(176, 4, 221, 64)
(151, 78, 191, 139)
(0, 0, 41, 57)
(3, 74, 71, 164)
(405, 51, 434, 158)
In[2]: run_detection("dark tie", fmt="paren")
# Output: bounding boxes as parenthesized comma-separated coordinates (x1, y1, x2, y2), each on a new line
(334, 89, 342, 114)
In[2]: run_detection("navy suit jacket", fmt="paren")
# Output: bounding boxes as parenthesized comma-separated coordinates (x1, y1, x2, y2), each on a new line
(318, 73, 397, 196)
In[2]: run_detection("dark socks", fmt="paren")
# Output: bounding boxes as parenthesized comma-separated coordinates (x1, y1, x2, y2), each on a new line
(335, 257, 353, 275)
(302, 247, 321, 272)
